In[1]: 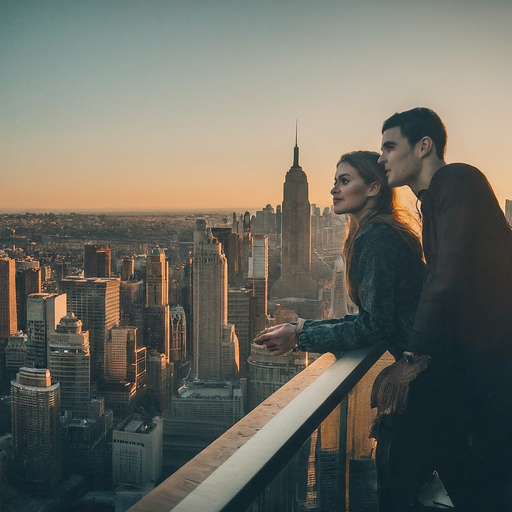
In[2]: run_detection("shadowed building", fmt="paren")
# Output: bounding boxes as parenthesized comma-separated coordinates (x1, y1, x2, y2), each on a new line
(11, 368, 62, 493)
(84, 243, 111, 278)
(270, 134, 318, 301)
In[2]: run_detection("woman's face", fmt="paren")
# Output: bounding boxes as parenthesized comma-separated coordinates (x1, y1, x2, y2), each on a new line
(331, 162, 379, 218)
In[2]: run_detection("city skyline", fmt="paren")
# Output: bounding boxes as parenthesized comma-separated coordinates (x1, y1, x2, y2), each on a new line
(2, 1, 512, 212)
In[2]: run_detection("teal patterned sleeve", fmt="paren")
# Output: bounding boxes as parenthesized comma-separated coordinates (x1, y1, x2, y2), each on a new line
(297, 224, 400, 355)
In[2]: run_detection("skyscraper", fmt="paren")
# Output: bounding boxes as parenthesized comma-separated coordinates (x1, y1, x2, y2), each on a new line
(84, 243, 111, 278)
(146, 248, 169, 307)
(228, 289, 252, 378)
(248, 235, 269, 337)
(270, 133, 318, 300)
(170, 306, 187, 362)
(48, 312, 90, 418)
(0, 257, 17, 346)
(11, 367, 61, 492)
(192, 220, 238, 380)
(26, 293, 67, 369)
(60, 277, 120, 381)
(15, 262, 41, 331)
(108, 326, 146, 396)
(121, 255, 135, 281)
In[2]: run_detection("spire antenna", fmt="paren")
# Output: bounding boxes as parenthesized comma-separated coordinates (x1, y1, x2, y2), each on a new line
(293, 120, 299, 167)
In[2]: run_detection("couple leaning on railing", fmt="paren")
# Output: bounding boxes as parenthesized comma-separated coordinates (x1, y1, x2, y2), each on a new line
(255, 108, 512, 512)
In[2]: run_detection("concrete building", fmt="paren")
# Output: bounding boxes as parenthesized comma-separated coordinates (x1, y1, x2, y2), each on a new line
(5, 331, 28, 379)
(11, 368, 61, 492)
(170, 306, 187, 363)
(270, 134, 318, 301)
(506, 199, 512, 226)
(112, 415, 163, 490)
(15, 263, 41, 331)
(84, 243, 111, 278)
(0, 258, 17, 348)
(60, 277, 120, 382)
(108, 326, 146, 397)
(146, 248, 168, 307)
(192, 220, 238, 380)
(26, 293, 67, 369)
(121, 256, 135, 281)
(248, 235, 269, 337)
(48, 312, 90, 418)
(228, 288, 252, 378)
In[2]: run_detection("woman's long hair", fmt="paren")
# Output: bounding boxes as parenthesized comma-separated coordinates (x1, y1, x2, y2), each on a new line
(338, 151, 423, 300)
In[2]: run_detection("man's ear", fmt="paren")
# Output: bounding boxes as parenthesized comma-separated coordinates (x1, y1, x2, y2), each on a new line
(368, 181, 381, 198)
(418, 136, 434, 159)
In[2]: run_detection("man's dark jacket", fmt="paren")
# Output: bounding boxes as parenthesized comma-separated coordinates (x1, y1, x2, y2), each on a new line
(408, 163, 512, 402)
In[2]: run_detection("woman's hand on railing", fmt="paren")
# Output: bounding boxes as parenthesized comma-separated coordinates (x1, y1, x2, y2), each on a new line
(253, 323, 298, 356)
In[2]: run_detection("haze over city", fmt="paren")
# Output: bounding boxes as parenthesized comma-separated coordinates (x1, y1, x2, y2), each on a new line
(2, 0, 512, 211)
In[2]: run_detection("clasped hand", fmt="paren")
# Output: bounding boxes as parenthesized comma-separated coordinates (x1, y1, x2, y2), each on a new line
(253, 323, 297, 356)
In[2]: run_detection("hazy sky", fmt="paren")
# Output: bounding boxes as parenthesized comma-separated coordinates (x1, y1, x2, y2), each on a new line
(1, 0, 511, 212)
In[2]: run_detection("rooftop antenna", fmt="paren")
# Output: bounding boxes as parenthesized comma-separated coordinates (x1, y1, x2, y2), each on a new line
(293, 119, 299, 167)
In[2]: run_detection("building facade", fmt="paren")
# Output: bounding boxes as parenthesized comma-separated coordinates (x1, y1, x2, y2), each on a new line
(48, 312, 90, 418)
(11, 368, 62, 491)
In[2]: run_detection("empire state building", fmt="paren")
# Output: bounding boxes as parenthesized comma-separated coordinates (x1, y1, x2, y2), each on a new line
(270, 134, 318, 300)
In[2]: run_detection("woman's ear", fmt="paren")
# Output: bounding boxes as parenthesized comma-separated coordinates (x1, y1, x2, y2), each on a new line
(367, 181, 381, 198)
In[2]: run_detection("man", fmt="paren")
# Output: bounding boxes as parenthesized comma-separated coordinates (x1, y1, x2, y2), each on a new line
(378, 107, 512, 511)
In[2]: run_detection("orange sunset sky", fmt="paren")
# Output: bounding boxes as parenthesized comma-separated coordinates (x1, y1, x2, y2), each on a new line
(1, 0, 512, 213)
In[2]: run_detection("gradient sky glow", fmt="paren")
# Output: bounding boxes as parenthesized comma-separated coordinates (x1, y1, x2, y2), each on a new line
(1, 0, 512, 212)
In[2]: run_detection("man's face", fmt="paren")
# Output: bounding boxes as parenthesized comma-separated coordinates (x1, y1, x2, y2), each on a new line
(378, 127, 421, 188)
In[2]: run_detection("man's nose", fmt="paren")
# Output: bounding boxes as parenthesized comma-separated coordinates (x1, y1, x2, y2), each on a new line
(378, 153, 385, 164)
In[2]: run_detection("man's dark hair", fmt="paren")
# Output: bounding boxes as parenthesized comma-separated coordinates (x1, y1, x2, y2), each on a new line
(382, 107, 447, 159)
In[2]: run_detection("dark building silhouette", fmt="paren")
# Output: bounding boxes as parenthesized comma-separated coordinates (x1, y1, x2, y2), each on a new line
(84, 244, 111, 278)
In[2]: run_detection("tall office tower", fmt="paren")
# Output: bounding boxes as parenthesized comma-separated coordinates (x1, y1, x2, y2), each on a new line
(120, 279, 144, 326)
(248, 235, 269, 337)
(228, 289, 252, 378)
(26, 293, 67, 369)
(61, 396, 114, 491)
(0, 257, 17, 346)
(146, 248, 169, 307)
(146, 350, 170, 412)
(143, 305, 170, 361)
(170, 306, 186, 362)
(192, 220, 238, 380)
(121, 256, 135, 281)
(270, 135, 318, 300)
(48, 313, 90, 418)
(5, 331, 27, 379)
(84, 243, 111, 278)
(11, 367, 62, 492)
(15, 263, 41, 331)
(112, 415, 163, 490)
(60, 277, 120, 382)
(211, 227, 242, 286)
(243, 211, 251, 232)
(506, 199, 512, 226)
(108, 326, 146, 394)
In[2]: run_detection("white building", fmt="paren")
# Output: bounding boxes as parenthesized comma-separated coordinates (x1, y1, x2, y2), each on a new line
(112, 415, 163, 490)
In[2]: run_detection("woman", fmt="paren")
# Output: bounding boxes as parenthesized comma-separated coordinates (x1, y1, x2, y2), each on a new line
(254, 150, 427, 511)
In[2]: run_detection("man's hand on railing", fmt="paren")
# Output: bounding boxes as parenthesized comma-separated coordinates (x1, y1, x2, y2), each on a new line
(253, 323, 298, 356)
